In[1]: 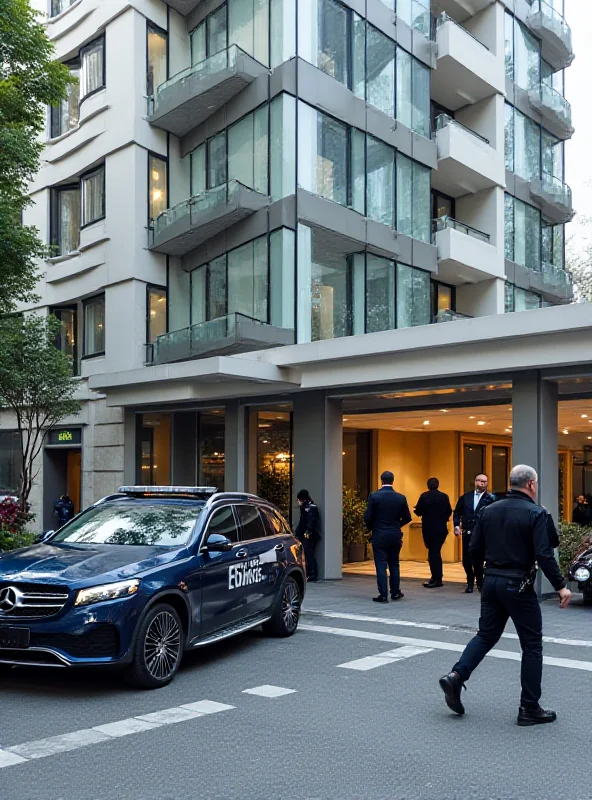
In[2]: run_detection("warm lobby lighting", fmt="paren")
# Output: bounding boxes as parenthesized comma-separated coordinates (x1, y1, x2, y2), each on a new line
(562, 429, 569, 435)
(469, 415, 475, 419)
(440, 409, 448, 412)
(505, 428, 511, 433)
(582, 414, 588, 419)
(477, 421, 486, 426)
(422, 420, 430, 426)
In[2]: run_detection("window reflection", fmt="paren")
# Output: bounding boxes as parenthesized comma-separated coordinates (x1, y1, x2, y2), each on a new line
(257, 410, 292, 520)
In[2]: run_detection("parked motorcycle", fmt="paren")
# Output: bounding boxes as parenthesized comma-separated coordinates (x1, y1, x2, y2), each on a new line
(568, 544, 592, 605)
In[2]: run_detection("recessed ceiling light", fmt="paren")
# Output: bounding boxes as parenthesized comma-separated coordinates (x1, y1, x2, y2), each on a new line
(440, 409, 448, 413)
(509, 406, 512, 411)
(505, 428, 511, 433)
(469, 416, 475, 419)
(562, 429, 569, 435)
(423, 420, 430, 426)
(582, 414, 588, 419)
(588, 436, 592, 440)
(343, 417, 348, 421)
(508, 425, 512, 429)
(477, 421, 486, 426)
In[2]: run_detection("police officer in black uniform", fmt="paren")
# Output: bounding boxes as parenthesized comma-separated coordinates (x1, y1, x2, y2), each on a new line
(295, 489, 320, 582)
(439, 464, 572, 726)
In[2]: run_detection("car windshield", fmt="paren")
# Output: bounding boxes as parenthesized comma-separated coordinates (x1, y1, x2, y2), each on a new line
(51, 500, 205, 547)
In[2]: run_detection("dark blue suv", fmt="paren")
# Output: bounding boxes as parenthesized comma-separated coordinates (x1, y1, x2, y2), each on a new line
(0, 487, 306, 688)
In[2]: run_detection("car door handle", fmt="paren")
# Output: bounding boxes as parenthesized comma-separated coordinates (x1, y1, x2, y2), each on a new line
(235, 549, 248, 559)
(274, 543, 284, 552)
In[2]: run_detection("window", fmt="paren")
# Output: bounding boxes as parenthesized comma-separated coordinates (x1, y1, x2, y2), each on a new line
(191, 5, 228, 64)
(396, 262, 430, 328)
(397, 154, 430, 243)
(397, 0, 431, 37)
(505, 283, 542, 313)
(51, 0, 76, 16)
(227, 106, 268, 194)
(147, 286, 167, 344)
(50, 65, 80, 138)
(505, 13, 540, 90)
(318, 0, 350, 86)
(366, 136, 395, 226)
(236, 505, 266, 540)
(52, 306, 78, 374)
(205, 506, 238, 543)
(365, 255, 395, 333)
(137, 413, 171, 485)
(227, 238, 268, 321)
(83, 295, 105, 357)
(147, 24, 167, 96)
(505, 194, 541, 270)
(366, 26, 395, 118)
(0, 432, 21, 493)
(432, 281, 455, 318)
(81, 165, 105, 226)
(542, 220, 564, 269)
(51, 185, 80, 256)
(229, 0, 269, 66)
(80, 37, 105, 99)
(311, 253, 352, 341)
(298, 103, 348, 206)
(149, 155, 167, 221)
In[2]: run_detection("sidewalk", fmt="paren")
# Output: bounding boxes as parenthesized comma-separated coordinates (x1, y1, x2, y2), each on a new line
(302, 573, 591, 641)
(343, 559, 466, 583)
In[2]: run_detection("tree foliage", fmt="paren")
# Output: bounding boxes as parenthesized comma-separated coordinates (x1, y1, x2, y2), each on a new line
(566, 216, 592, 303)
(0, 0, 72, 313)
(0, 315, 81, 511)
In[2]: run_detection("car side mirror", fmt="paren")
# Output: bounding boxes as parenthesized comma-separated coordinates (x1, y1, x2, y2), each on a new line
(37, 530, 55, 543)
(205, 534, 234, 553)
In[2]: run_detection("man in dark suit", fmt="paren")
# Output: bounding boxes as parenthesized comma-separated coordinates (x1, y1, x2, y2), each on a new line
(415, 477, 452, 588)
(364, 471, 412, 603)
(453, 474, 496, 593)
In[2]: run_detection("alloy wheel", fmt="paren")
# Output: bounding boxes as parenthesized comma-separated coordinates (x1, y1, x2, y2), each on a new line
(281, 581, 301, 633)
(144, 610, 181, 681)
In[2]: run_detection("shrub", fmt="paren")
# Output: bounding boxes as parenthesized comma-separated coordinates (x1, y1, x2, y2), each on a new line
(0, 497, 34, 534)
(342, 487, 367, 548)
(558, 522, 592, 575)
(0, 530, 37, 552)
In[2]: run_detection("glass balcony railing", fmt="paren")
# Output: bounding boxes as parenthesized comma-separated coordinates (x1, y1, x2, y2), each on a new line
(436, 12, 489, 50)
(432, 113, 490, 145)
(432, 216, 491, 244)
(148, 45, 246, 115)
(528, 1, 572, 47)
(541, 261, 572, 292)
(529, 82, 572, 130)
(149, 181, 242, 246)
(540, 172, 572, 209)
(433, 309, 474, 324)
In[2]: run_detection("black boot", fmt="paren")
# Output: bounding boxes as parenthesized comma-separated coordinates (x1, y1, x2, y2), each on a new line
(464, 584, 474, 593)
(372, 595, 388, 603)
(424, 581, 443, 588)
(439, 672, 466, 716)
(517, 706, 557, 726)
(390, 591, 404, 600)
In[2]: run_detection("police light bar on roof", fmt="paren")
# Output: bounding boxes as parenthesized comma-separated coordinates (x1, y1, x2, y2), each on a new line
(118, 486, 218, 496)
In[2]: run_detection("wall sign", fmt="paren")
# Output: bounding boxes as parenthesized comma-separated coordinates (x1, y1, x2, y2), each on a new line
(47, 428, 82, 446)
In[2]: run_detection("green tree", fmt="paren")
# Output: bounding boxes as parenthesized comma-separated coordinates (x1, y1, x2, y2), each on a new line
(0, 315, 81, 513)
(0, 0, 72, 313)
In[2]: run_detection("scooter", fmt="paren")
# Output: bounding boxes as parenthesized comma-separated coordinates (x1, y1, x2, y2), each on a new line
(568, 544, 592, 605)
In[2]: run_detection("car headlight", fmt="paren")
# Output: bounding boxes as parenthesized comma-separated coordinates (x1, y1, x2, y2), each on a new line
(74, 579, 140, 607)
(574, 566, 591, 583)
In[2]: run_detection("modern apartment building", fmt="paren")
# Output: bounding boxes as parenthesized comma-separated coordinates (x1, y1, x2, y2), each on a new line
(3, 0, 590, 581)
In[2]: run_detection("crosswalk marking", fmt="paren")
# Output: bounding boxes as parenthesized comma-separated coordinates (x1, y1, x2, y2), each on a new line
(242, 685, 296, 698)
(338, 645, 433, 671)
(181, 700, 235, 714)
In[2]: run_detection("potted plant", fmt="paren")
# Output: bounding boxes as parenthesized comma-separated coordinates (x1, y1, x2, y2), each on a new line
(342, 487, 368, 562)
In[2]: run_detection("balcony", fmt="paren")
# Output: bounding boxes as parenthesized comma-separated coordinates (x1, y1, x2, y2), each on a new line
(148, 46, 268, 138)
(429, 0, 494, 24)
(527, 262, 573, 301)
(433, 309, 474, 323)
(431, 114, 503, 197)
(433, 216, 501, 285)
(527, 1, 574, 71)
(145, 313, 295, 365)
(528, 83, 574, 140)
(529, 173, 574, 225)
(431, 14, 504, 111)
(160, 0, 201, 15)
(148, 181, 270, 257)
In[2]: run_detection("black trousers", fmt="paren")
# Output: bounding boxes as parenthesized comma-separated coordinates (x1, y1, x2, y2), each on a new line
(302, 537, 318, 580)
(373, 539, 402, 597)
(423, 532, 447, 583)
(462, 533, 483, 587)
(452, 575, 543, 708)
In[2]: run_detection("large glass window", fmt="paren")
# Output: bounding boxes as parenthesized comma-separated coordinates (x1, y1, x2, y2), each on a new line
(396, 263, 430, 328)
(397, 0, 431, 38)
(542, 131, 563, 181)
(542, 220, 565, 269)
(228, 105, 268, 194)
(366, 26, 395, 118)
(80, 37, 105, 99)
(227, 238, 268, 321)
(52, 306, 78, 374)
(318, 0, 350, 86)
(396, 154, 430, 243)
(50, 65, 80, 138)
(229, 0, 269, 66)
(81, 165, 105, 227)
(83, 295, 105, 357)
(191, 5, 228, 64)
(366, 136, 395, 227)
(366, 255, 395, 333)
(311, 252, 352, 341)
(298, 103, 348, 206)
(149, 155, 167, 221)
(137, 413, 172, 486)
(51, 0, 76, 15)
(505, 13, 540, 90)
(505, 284, 543, 313)
(147, 286, 167, 344)
(147, 24, 167, 96)
(270, 93, 296, 199)
(51, 185, 80, 256)
(505, 194, 541, 271)
(0, 432, 21, 493)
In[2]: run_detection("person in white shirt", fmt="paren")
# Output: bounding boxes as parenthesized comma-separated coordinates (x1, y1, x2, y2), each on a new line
(453, 475, 496, 593)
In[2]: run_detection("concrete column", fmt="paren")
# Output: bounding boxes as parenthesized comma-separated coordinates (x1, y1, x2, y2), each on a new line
(512, 371, 559, 595)
(224, 400, 248, 492)
(293, 391, 343, 580)
(123, 410, 136, 484)
(172, 411, 198, 485)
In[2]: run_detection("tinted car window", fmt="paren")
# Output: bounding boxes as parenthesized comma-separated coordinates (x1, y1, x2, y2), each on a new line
(236, 505, 266, 541)
(260, 509, 278, 538)
(51, 500, 203, 547)
(205, 506, 239, 543)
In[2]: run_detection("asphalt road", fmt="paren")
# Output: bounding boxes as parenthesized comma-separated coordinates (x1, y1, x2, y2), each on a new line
(1, 583, 591, 800)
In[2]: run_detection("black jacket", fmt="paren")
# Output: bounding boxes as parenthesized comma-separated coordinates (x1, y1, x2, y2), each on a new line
(469, 490, 566, 591)
(414, 489, 452, 538)
(453, 491, 496, 534)
(364, 486, 412, 543)
(295, 500, 321, 542)
(572, 503, 592, 527)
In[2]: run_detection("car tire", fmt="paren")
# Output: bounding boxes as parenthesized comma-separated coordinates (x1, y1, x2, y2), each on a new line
(262, 575, 302, 638)
(125, 603, 183, 689)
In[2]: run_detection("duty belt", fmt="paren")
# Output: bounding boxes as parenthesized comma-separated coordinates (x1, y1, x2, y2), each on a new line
(485, 567, 529, 579)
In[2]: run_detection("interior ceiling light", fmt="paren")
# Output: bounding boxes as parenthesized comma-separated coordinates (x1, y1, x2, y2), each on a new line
(582, 414, 588, 419)
(477, 421, 486, 426)
(440, 409, 448, 413)
(505, 428, 511, 433)
(563, 429, 569, 435)
(469, 416, 475, 419)
(423, 420, 430, 425)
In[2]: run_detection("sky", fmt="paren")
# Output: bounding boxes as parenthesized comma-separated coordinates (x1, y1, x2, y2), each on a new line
(565, 0, 591, 252)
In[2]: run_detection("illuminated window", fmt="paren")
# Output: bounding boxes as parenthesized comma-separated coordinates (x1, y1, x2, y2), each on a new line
(149, 155, 167, 221)
(147, 286, 167, 344)
(83, 295, 105, 357)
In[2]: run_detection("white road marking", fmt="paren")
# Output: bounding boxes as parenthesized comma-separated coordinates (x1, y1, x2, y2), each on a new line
(305, 609, 592, 648)
(181, 700, 235, 714)
(300, 623, 592, 672)
(0, 697, 236, 770)
(242, 685, 296, 698)
(338, 645, 433, 671)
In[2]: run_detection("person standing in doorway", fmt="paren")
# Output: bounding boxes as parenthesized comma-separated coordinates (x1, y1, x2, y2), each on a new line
(439, 465, 572, 726)
(53, 494, 75, 528)
(572, 495, 592, 527)
(453, 475, 496, 593)
(364, 471, 412, 603)
(295, 489, 321, 582)
(415, 478, 452, 588)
